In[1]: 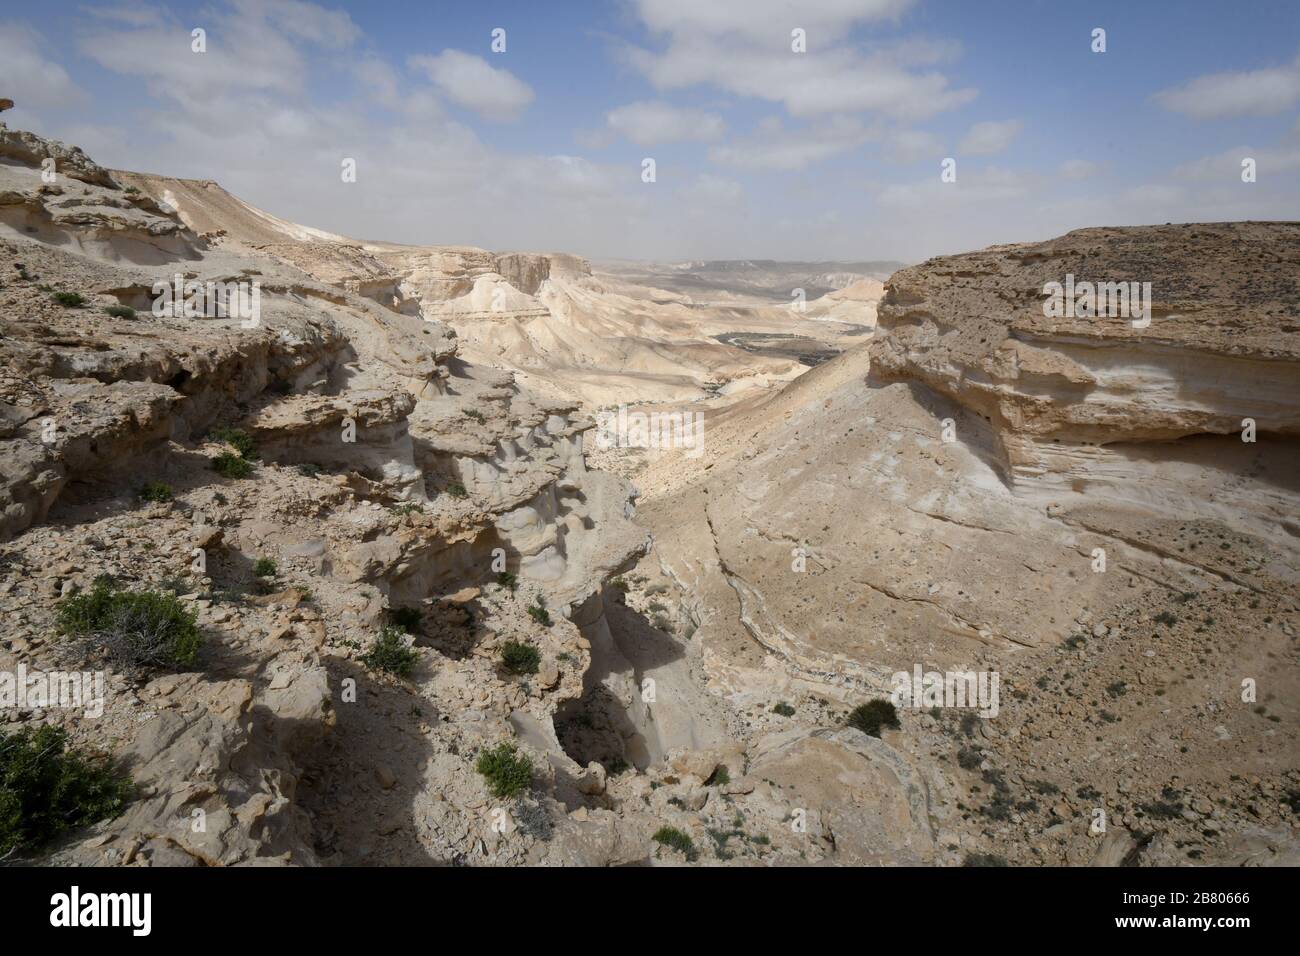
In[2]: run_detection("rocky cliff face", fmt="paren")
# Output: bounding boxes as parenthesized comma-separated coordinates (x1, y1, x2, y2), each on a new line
(873, 223, 1300, 571)
(0, 125, 654, 865)
(620, 223, 1299, 866)
(874, 222, 1299, 471)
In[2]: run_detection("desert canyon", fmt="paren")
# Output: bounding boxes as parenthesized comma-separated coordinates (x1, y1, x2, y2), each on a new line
(0, 121, 1297, 869)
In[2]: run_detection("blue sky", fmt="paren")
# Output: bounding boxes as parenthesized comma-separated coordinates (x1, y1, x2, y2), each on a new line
(2, 0, 1298, 261)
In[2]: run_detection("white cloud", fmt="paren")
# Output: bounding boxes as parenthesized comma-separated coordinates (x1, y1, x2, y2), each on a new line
(885, 128, 943, 163)
(606, 100, 724, 146)
(409, 50, 534, 121)
(1122, 183, 1185, 205)
(77, 3, 334, 112)
(81, 4, 169, 27)
(678, 173, 744, 206)
(352, 57, 403, 111)
(877, 166, 1033, 209)
(708, 115, 870, 170)
(1153, 57, 1300, 118)
(625, 0, 975, 122)
(635, 0, 914, 42)
(234, 0, 359, 49)
(1059, 159, 1101, 181)
(1174, 144, 1300, 179)
(629, 39, 976, 120)
(0, 22, 86, 109)
(959, 119, 1021, 155)
(28, 2, 721, 258)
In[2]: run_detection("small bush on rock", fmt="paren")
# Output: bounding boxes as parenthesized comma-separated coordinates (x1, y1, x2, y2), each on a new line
(652, 826, 696, 861)
(56, 577, 201, 672)
(526, 597, 551, 627)
(212, 452, 253, 479)
(361, 626, 417, 678)
(209, 426, 257, 459)
(52, 291, 85, 307)
(475, 742, 532, 798)
(105, 305, 135, 319)
(0, 725, 130, 858)
(138, 481, 173, 503)
(847, 699, 900, 737)
(501, 640, 540, 675)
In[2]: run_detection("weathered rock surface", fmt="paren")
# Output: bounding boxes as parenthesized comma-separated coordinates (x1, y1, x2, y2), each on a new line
(4, 126, 1295, 869)
(618, 223, 1300, 866)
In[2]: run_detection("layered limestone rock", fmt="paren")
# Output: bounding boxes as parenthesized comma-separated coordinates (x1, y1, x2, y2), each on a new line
(874, 223, 1300, 476)
(619, 223, 1299, 866)
(873, 222, 1300, 570)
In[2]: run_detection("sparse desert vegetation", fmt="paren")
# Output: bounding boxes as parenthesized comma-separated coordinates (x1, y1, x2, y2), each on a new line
(57, 577, 202, 672)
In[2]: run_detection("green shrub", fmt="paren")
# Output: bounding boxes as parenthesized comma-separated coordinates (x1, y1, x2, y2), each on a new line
(772, 702, 796, 717)
(501, 640, 540, 675)
(105, 305, 135, 319)
(847, 699, 900, 737)
(652, 826, 696, 861)
(297, 463, 323, 477)
(475, 741, 532, 798)
(57, 578, 201, 672)
(389, 606, 422, 633)
(52, 291, 85, 307)
(212, 452, 253, 479)
(0, 726, 130, 858)
(252, 557, 277, 578)
(209, 426, 257, 459)
(447, 482, 469, 499)
(496, 571, 517, 590)
(138, 481, 173, 503)
(360, 625, 417, 678)
(527, 598, 551, 627)
(462, 409, 486, 423)
(123, 186, 139, 194)
(706, 765, 730, 787)
(963, 852, 1008, 867)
